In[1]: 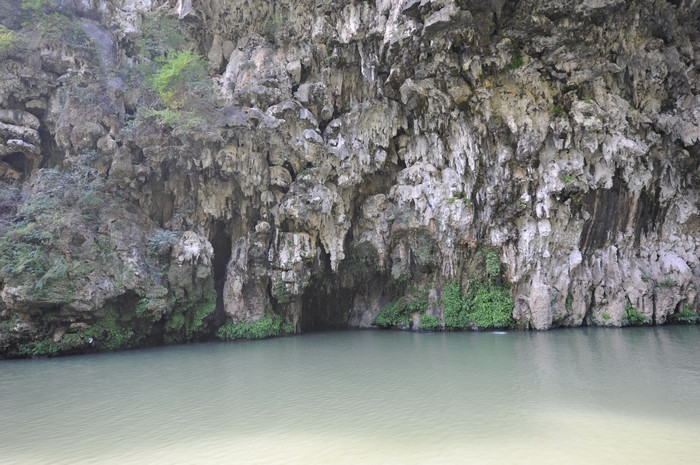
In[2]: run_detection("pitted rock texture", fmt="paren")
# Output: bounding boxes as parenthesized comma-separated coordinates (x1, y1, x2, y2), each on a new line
(1, 0, 699, 356)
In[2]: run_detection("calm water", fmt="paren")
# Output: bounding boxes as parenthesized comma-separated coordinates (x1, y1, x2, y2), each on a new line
(1, 327, 699, 464)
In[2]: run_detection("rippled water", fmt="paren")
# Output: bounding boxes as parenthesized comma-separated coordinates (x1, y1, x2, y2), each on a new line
(1, 327, 699, 464)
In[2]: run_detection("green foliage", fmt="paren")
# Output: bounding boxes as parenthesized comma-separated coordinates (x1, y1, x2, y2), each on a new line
(146, 230, 180, 256)
(372, 287, 429, 328)
(601, 312, 611, 320)
(418, 314, 442, 331)
(621, 302, 647, 326)
(443, 282, 468, 330)
(562, 173, 578, 184)
(137, 14, 187, 58)
(150, 50, 206, 107)
(85, 308, 137, 351)
(465, 284, 514, 329)
(565, 293, 574, 311)
(20, 0, 51, 12)
(163, 288, 217, 343)
(670, 306, 697, 324)
(264, 14, 291, 44)
(0, 165, 105, 299)
(143, 51, 214, 135)
(551, 106, 564, 117)
(485, 252, 501, 283)
(443, 252, 514, 330)
(656, 278, 676, 288)
(216, 315, 294, 340)
(509, 43, 523, 69)
(272, 281, 291, 304)
(123, 13, 219, 137)
(12, 11, 100, 65)
(18, 340, 60, 357)
(16, 333, 91, 357)
(0, 24, 16, 50)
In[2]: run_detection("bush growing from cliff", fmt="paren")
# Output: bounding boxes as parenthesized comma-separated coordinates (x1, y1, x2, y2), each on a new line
(441, 252, 515, 330)
(465, 284, 514, 329)
(443, 282, 467, 329)
(0, 25, 16, 50)
(124, 13, 219, 137)
(163, 288, 217, 343)
(418, 314, 442, 331)
(372, 287, 429, 328)
(621, 302, 647, 326)
(670, 306, 697, 324)
(0, 167, 104, 298)
(217, 315, 294, 340)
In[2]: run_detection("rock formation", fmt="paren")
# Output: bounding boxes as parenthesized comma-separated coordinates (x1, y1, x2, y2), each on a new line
(1, 0, 698, 357)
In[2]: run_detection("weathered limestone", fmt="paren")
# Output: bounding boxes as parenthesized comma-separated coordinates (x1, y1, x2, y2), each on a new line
(1, 0, 699, 356)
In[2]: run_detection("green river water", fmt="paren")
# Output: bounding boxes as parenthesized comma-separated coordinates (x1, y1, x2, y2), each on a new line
(1, 327, 699, 464)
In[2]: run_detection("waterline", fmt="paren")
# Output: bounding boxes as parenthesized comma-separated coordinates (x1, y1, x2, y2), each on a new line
(2, 328, 699, 464)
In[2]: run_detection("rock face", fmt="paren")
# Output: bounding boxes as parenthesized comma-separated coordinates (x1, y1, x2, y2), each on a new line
(1, 0, 699, 356)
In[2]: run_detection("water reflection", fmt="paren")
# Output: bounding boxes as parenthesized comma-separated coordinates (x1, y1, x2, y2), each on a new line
(1, 328, 699, 464)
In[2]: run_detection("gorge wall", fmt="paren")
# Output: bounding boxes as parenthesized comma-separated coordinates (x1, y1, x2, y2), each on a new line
(1, 0, 699, 357)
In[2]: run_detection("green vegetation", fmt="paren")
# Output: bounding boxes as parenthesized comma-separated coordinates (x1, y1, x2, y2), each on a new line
(621, 302, 647, 326)
(147, 230, 180, 256)
(443, 282, 466, 329)
(0, 166, 103, 299)
(441, 252, 514, 331)
(373, 287, 429, 328)
(562, 173, 578, 184)
(601, 312, 611, 320)
(509, 43, 524, 69)
(124, 13, 218, 137)
(85, 306, 139, 351)
(264, 14, 291, 43)
(163, 288, 217, 343)
(1, 1, 96, 61)
(20, 0, 51, 12)
(418, 314, 442, 331)
(0, 24, 15, 50)
(18, 340, 60, 357)
(551, 106, 564, 117)
(485, 252, 501, 283)
(467, 284, 515, 329)
(142, 50, 212, 134)
(656, 278, 676, 288)
(272, 281, 291, 304)
(670, 306, 697, 324)
(217, 315, 294, 340)
(137, 14, 187, 58)
(565, 293, 574, 311)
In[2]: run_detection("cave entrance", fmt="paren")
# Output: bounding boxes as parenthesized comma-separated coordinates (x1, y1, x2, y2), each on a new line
(300, 281, 354, 332)
(210, 221, 232, 320)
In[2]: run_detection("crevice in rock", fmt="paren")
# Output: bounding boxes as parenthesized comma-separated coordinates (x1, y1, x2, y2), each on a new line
(210, 220, 233, 322)
(2, 152, 30, 177)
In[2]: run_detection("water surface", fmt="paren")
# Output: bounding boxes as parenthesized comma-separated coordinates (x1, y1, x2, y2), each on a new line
(1, 327, 699, 464)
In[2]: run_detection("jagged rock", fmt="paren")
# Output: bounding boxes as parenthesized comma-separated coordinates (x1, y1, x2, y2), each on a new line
(1, 0, 699, 357)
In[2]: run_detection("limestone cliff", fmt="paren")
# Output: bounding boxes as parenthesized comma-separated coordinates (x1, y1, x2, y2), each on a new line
(1, 0, 698, 357)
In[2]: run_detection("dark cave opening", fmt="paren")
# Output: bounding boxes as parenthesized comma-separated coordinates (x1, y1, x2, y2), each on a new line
(3, 152, 30, 177)
(210, 221, 232, 322)
(299, 280, 355, 332)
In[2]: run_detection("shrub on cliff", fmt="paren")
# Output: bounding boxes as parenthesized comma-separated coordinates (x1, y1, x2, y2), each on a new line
(441, 252, 515, 330)
(372, 287, 429, 328)
(124, 13, 219, 137)
(217, 315, 294, 340)
(465, 284, 514, 329)
(0, 166, 104, 299)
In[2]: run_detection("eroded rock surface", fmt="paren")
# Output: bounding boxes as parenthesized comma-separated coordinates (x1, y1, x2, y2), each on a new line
(1, 0, 699, 356)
